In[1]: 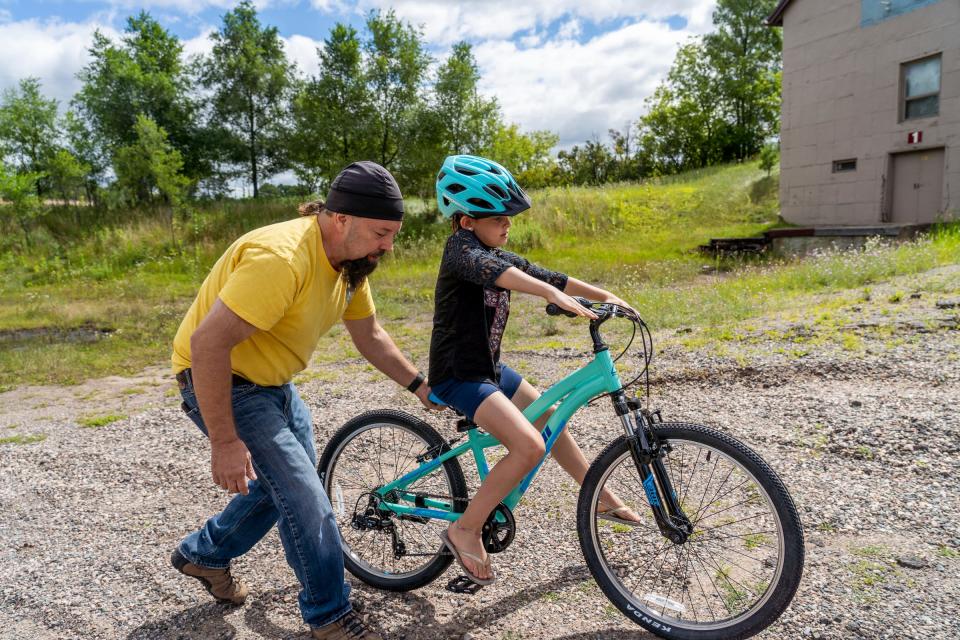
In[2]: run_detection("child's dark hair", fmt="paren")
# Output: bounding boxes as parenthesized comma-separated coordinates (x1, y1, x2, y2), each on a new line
(450, 212, 466, 233)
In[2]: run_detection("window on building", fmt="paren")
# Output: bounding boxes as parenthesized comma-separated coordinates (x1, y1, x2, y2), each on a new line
(902, 55, 941, 121)
(833, 159, 857, 173)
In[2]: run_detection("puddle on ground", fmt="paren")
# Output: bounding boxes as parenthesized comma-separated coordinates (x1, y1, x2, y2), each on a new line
(0, 324, 115, 345)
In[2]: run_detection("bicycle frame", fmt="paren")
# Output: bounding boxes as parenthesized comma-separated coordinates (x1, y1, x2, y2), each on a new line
(376, 348, 624, 522)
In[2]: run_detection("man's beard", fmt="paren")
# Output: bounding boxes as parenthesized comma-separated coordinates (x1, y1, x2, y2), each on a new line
(341, 251, 384, 288)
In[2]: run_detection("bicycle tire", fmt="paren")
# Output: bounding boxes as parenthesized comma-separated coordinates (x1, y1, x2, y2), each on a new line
(317, 409, 468, 591)
(577, 423, 804, 640)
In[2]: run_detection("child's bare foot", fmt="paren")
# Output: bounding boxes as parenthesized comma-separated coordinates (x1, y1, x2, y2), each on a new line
(444, 523, 494, 583)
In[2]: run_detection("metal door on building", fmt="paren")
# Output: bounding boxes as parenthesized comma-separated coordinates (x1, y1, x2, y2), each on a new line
(890, 148, 945, 223)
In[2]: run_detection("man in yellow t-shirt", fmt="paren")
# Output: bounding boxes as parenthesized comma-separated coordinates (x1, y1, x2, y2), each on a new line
(169, 162, 435, 640)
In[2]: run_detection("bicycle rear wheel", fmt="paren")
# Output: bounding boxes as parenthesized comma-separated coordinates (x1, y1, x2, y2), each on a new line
(317, 409, 467, 591)
(577, 423, 804, 640)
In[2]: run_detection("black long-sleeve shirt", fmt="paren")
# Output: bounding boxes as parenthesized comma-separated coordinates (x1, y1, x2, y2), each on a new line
(428, 228, 568, 385)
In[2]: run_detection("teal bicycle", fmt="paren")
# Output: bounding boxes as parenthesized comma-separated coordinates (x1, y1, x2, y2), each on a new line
(317, 299, 804, 639)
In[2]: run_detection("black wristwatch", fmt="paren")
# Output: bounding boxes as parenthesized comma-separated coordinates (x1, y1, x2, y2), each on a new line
(406, 372, 426, 394)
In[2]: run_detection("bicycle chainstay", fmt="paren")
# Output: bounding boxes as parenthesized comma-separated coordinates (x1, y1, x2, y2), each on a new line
(376, 488, 517, 555)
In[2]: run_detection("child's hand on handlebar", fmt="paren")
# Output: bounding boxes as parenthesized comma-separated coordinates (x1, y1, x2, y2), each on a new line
(603, 293, 637, 317)
(546, 289, 598, 320)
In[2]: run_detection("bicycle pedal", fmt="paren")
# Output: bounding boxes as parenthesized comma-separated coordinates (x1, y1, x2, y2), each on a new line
(446, 575, 484, 595)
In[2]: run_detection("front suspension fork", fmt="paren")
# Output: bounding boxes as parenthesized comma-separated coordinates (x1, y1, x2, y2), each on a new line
(612, 391, 692, 543)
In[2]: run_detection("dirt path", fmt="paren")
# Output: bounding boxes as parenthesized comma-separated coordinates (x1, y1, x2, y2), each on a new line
(1, 267, 959, 640)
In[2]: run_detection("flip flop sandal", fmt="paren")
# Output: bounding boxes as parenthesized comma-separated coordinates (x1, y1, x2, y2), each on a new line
(439, 530, 496, 586)
(598, 506, 643, 527)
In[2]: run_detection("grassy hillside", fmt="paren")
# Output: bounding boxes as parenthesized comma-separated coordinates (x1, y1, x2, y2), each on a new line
(1, 162, 957, 388)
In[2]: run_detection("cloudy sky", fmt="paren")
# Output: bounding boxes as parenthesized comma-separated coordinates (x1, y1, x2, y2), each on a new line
(0, 0, 718, 148)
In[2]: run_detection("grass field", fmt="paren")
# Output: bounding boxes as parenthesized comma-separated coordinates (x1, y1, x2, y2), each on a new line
(1, 161, 958, 389)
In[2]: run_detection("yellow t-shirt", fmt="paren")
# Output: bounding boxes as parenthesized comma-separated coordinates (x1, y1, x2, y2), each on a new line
(171, 216, 375, 386)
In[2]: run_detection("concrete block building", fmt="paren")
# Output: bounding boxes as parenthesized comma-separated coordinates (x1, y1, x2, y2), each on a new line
(769, 0, 959, 226)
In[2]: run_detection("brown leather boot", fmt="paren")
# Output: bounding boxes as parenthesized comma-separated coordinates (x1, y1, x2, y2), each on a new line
(311, 611, 382, 639)
(170, 547, 249, 605)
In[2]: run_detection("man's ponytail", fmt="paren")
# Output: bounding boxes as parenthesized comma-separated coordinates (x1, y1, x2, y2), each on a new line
(298, 199, 326, 217)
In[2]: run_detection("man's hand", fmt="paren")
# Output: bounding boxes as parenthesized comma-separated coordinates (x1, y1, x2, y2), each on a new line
(211, 438, 258, 495)
(415, 383, 443, 411)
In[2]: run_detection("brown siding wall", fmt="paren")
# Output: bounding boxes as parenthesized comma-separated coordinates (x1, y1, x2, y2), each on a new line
(778, 0, 959, 225)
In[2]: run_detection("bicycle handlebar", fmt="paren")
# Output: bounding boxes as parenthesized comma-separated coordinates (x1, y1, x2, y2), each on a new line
(544, 296, 652, 396)
(545, 296, 592, 318)
(545, 297, 638, 323)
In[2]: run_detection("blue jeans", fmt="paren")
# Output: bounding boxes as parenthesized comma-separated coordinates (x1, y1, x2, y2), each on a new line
(177, 373, 351, 628)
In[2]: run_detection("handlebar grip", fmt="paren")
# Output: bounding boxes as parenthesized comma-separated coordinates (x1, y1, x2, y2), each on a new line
(546, 303, 579, 318)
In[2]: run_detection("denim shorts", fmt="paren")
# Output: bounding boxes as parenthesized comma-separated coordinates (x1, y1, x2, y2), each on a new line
(429, 365, 523, 421)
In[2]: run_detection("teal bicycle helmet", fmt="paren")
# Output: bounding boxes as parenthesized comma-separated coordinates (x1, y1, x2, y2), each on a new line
(436, 155, 531, 219)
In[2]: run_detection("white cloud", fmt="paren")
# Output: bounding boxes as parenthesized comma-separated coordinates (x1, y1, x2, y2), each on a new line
(318, 0, 717, 45)
(283, 34, 322, 79)
(0, 2, 720, 153)
(182, 28, 215, 60)
(0, 9, 12, 24)
(474, 19, 703, 147)
(0, 19, 120, 106)
(516, 29, 544, 48)
(556, 17, 582, 41)
(0, 18, 322, 108)
(304, 0, 719, 147)
(101, 0, 274, 17)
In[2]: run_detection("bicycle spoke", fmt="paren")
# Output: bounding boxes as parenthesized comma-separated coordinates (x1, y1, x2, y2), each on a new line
(327, 422, 459, 580)
(693, 454, 719, 524)
(687, 543, 735, 617)
(661, 545, 684, 618)
(695, 511, 766, 534)
(687, 545, 716, 623)
(589, 436, 791, 631)
(697, 529, 777, 544)
(692, 477, 753, 525)
(679, 447, 703, 510)
(691, 541, 772, 582)
(692, 461, 737, 523)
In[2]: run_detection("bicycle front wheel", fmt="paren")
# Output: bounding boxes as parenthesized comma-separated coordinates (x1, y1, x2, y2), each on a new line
(317, 409, 467, 591)
(577, 423, 804, 640)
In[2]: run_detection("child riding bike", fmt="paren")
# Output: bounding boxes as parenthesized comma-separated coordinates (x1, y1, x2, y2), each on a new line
(428, 155, 643, 585)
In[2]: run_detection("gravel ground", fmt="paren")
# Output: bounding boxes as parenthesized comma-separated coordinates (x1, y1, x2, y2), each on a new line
(1, 266, 959, 640)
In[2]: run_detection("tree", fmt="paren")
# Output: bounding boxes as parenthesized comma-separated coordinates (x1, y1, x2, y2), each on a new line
(364, 10, 431, 171)
(394, 41, 503, 196)
(484, 123, 558, 189)
(45, 149, 91, 204)
(114, 114, 190, 206)
(290, 23, 373, 191)
(201, 0, 295, 198)
(703, 0, 782, 159)
(0, 78, 59, 184)
(759, 142, 778, 176)
(73, 13, 206, 185)
(62, 109, 108, 204)
(433, 42, 499, 155)
(113, 114, 191, 245)
(636, 1, 780, 174)
(638, 42, 727, 174)
(0, 166, 45, 246)
(557, 138, 614, 186)
(608, 124, 645, 181)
